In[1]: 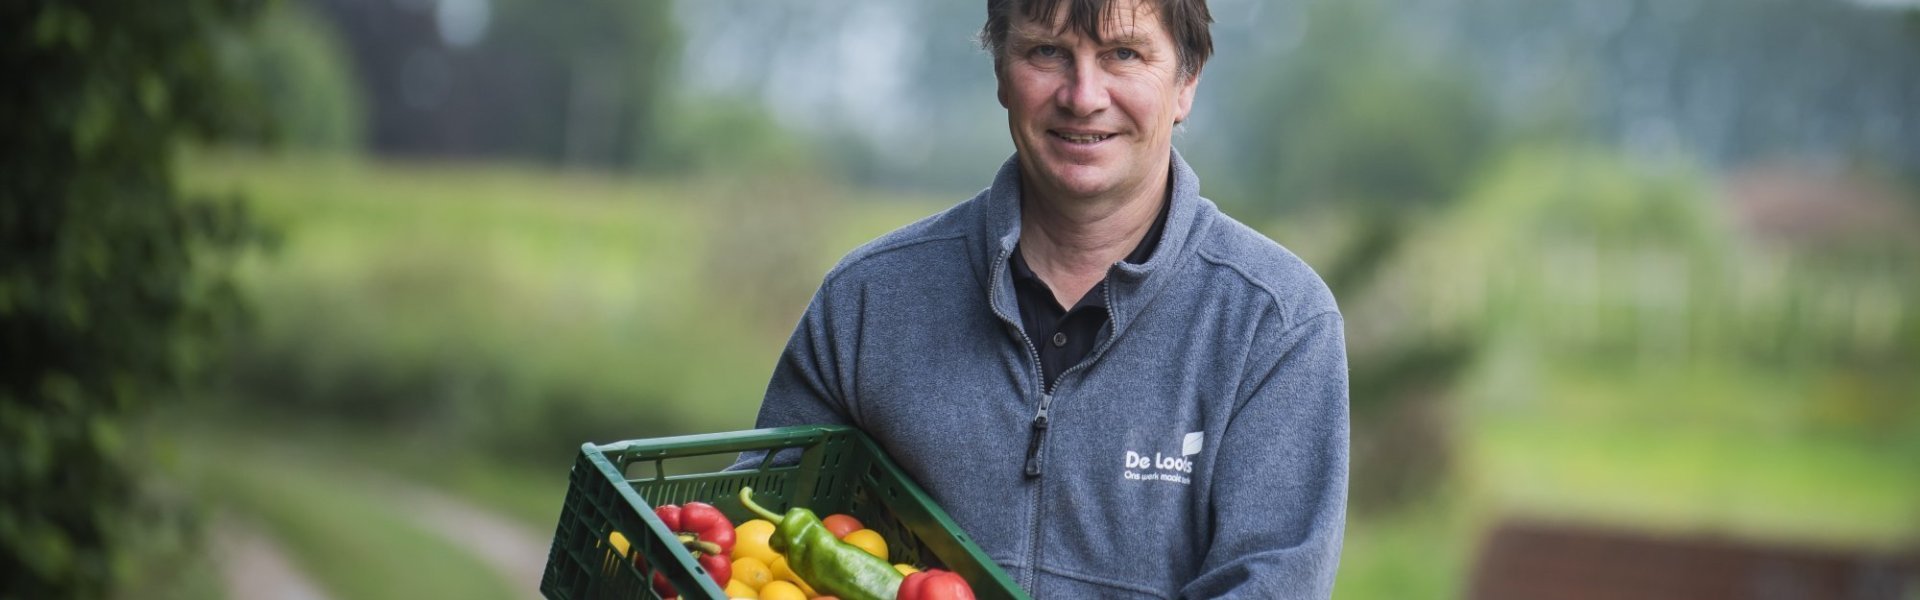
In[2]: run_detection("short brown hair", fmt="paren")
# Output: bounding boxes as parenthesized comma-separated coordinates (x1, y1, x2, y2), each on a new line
(980, 0, 1214, 79)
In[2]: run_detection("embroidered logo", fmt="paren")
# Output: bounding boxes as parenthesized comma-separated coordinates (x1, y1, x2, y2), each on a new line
(1122, 431, 1204, 485)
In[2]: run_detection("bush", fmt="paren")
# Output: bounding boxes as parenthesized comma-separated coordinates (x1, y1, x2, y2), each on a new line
(0, 1, 263, 596)
(216, 0, 366, 151)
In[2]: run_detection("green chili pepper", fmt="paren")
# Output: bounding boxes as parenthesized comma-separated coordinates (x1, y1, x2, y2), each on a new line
(740, 486, 905, 600)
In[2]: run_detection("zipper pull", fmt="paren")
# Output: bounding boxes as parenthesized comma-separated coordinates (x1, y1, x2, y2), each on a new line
(1024, 394, 1052, 478)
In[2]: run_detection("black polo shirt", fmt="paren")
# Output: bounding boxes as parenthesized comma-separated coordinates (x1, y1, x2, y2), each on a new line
(1009, 198, 1169, 393)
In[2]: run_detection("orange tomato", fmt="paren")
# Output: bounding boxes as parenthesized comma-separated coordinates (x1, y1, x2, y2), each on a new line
(821, 514, 864, 539)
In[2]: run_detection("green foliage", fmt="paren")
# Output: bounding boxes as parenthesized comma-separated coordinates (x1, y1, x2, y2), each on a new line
(1421, 148, 1920, 540)
(1413, 145, 1731, 363)
(1228, 0, 1501, 512)
(1, 1, 265, 597)
(1418, 143, 1917, 389)
(652, 96, 822, 175)
(215, 1, 365, 151)
(1230, 0, 1494, 215)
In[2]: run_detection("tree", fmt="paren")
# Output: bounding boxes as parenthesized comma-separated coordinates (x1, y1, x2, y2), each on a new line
(2, 1, 262, 596)
(1217, 0, 1498, 510)
(307, 0, 679, 169)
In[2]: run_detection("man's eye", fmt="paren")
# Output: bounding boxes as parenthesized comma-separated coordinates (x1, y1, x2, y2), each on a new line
(1114, 48, 1138, 61)
(1033, 45, 1061, 58)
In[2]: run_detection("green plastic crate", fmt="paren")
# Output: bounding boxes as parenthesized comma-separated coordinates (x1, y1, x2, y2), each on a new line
(540, 425, 1028, 600)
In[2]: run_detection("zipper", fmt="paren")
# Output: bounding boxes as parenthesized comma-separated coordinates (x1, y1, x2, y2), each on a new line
(991, 250, 1131, 592)
(988, 246, 1051, 592)
(1022, 394, 1052, 476)
(988, 247, 1053, 477)
(1015, 267, 1121, 590)
(1006, 261, 1121, 478)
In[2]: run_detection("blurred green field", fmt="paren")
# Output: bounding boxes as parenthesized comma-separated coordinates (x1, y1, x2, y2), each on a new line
(179, 149, 945, 458)
(169, 149, 1918, 598)
(1463, 354, 1920, 548)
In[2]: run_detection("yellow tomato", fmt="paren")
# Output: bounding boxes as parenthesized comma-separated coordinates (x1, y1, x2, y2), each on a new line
(759, 580, 807, 600)
(893, 563, 918, 576)
(725, 579, 760, 598)
(842, 529, 888, 560)
(769, 556, 820, 597)
(606, 531, 630, 557)
(732, 556, 774, 589)
(734, 519, 780, 564)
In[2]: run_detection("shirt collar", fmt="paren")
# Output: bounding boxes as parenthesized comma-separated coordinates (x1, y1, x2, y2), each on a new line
(1007, 189, 1171, 310)
(982, 148, 1209, 343)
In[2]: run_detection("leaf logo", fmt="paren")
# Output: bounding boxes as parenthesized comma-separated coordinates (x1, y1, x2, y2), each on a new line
(1182, 431, 1204, 456)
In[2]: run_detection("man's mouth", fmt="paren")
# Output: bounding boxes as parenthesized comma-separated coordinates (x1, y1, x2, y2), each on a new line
(1050, 130, 1113, 144)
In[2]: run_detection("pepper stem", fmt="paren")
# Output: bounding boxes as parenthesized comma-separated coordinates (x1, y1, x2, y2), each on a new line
(737, 486, 783, 522)
(676, 534, 724, 556)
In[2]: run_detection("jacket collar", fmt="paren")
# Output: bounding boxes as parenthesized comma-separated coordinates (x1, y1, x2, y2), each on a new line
(980, 148, 1208, 347)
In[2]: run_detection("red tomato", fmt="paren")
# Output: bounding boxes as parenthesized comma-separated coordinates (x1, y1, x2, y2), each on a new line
(921, 571, 975, 600)
(897, 569, 974, 600)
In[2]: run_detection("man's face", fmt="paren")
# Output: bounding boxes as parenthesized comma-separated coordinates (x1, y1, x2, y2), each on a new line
(998, 0, 1198, 203)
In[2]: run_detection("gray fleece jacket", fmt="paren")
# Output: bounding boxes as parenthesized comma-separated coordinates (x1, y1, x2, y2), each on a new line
(743, 150, 1349, 599)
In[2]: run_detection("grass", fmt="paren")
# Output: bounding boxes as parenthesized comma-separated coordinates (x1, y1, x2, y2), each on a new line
(1469, 419, 1920, 550)
(1334, 355, 1920, 599)
(179, 148, 945, 454)
(1459, 354, 1920, 552)
(1334, 491, 1486, 598)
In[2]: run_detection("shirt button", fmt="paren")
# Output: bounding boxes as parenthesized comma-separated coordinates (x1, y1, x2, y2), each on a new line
(1051, 332, 1068, 347)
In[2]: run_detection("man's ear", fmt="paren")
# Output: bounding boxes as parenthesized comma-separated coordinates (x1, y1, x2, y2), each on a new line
(996, 64, 1011, 109)
(1174, 70, 1201, 123)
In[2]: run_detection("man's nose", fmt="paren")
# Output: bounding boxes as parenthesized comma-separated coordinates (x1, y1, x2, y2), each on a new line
(1055, 58, 1111, 117)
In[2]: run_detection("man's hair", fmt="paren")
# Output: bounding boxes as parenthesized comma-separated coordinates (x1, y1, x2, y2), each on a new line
(980, 0, 1214, 80)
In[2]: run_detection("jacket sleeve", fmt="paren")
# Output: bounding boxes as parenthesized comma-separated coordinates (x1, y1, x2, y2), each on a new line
(728, 279, 858, 471)
(1180, 310, 1350, 599)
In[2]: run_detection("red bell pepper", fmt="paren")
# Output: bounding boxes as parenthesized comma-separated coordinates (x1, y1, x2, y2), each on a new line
(644, 501, 736, 598)
(656, 502, 736, 555)
(898, 568, 976, 600)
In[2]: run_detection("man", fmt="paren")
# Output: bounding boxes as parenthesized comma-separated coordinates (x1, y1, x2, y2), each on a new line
(740, 0, 1348, 596)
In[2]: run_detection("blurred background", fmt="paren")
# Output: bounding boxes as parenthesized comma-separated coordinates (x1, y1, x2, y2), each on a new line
(5, 0, 1919, 597)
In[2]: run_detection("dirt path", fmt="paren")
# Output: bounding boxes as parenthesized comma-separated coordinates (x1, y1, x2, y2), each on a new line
(391, 485, 551, 598)
(210, 515, 333, 600)
(209, 480, 550, 599)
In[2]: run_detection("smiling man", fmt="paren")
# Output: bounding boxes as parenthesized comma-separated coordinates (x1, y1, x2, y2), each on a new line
(741, 0, 1349, 597)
